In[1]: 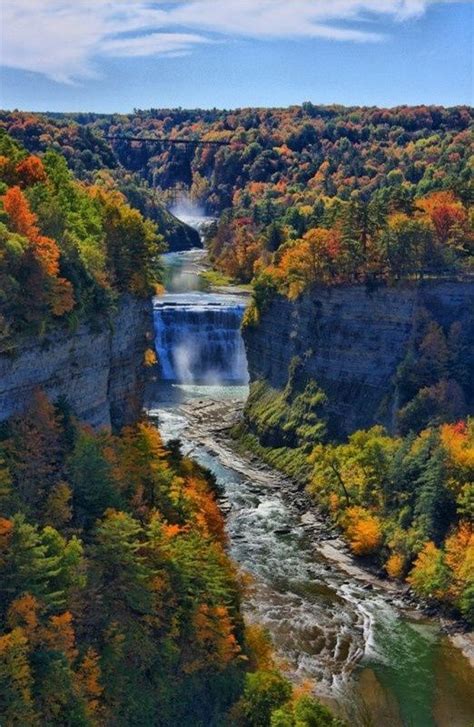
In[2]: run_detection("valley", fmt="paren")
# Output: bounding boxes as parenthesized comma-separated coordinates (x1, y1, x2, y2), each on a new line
(0, 100, 472, 726)
(146, 240, 474, 726)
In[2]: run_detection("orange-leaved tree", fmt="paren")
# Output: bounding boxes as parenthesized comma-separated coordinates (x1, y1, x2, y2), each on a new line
(2, 186, 74, 319)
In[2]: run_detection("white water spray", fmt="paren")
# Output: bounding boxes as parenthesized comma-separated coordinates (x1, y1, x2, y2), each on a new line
(153, 293, 249, 385)
(170, 196, 214, 236)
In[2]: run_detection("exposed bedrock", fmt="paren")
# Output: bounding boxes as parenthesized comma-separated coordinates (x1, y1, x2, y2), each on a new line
(243, 281, 474, 436)
(0, 296, 153, 430)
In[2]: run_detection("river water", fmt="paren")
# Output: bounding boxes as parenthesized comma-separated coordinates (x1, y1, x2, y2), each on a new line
(147, 241, 474, 726)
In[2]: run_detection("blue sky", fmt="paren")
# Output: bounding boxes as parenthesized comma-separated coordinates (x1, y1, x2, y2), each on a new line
(1, 1, 472, 112)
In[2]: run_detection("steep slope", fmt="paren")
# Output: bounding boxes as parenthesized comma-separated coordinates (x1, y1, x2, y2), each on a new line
(0, 296, 152, 430)
(243, 280, 474, 437)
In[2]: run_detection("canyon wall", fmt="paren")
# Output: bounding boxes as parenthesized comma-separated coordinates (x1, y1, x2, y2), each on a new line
(0, 296, 153, 430)
(243, 280, 474, 437)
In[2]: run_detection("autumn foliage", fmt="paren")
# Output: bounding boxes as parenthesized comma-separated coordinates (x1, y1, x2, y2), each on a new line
(2, 185, 75, 318)
(0, 397, 228, 723)
(308, 419, 474, 619)
(0, 131, 163, 345)
(342, 507, 382, 556)
(0, 107, 471, 291)
(1, 392, 331, 725)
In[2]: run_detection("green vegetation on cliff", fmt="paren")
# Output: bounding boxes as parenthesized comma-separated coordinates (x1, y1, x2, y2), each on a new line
(233, 360, 327, 481)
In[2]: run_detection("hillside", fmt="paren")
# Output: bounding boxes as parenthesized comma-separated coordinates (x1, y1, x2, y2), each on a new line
(2, 106, 471, 283)
(2, 105, 471, 211)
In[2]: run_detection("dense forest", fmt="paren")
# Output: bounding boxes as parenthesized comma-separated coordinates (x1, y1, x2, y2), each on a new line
(1, 105, 472, 212)
(0, 391, 344, 726)
(1, 105, 472, 288)
(0, 130, 164, 347)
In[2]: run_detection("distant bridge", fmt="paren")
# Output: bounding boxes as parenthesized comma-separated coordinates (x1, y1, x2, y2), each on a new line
(105, 135, 231, 146)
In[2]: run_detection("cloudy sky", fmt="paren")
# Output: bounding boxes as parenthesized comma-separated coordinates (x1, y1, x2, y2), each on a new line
(0, 0, 472, 111)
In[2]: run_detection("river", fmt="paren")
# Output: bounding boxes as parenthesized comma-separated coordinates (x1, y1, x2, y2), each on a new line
(146, 235, 474, 726)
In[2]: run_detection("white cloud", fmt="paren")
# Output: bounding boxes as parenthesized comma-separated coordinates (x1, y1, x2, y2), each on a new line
(102, 33, 209, 59)
(0, 0, 462, 83)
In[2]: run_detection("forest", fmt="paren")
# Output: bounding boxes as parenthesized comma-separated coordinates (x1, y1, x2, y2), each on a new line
(1, 106, 472, 289)
(0, 130, 165, 348)
(1, 105, 472, 213)
(0, 391, 345, 726)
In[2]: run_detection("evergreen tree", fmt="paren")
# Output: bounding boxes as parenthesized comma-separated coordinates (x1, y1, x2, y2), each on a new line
(68, 431, 121, 525)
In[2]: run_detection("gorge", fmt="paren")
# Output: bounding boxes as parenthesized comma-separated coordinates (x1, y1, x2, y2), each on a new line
(147, 240, 474, 727)
(0, 103, 472, 726)
(243, 280, 474, 437)
(0, 221, 470, 724)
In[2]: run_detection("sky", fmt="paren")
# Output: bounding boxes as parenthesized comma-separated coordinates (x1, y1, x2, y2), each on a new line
(0, 0, 472, 113)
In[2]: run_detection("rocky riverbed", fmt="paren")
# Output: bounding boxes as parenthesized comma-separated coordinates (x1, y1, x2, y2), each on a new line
(176, 397, 474, 663)
(147, 387, 474, 727)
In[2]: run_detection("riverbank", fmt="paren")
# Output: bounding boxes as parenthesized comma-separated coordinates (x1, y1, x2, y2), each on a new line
(162, 246, 253, 297)
(171, 396, 474, 669)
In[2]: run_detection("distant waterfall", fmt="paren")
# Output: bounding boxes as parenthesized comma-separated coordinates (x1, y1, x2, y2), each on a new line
(154, 293, 249, 384)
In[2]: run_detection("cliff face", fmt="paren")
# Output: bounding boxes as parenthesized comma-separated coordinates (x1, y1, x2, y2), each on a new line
(243, 281, 474, 436)
(0, 296, 153, 430)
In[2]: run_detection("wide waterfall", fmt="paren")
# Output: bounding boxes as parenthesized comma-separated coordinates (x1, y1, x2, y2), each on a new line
(154, 292, 249, 384)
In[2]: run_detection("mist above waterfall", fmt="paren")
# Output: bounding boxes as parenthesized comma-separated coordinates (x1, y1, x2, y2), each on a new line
(170, 196, 214, 236)
(170, 196, 205, 222)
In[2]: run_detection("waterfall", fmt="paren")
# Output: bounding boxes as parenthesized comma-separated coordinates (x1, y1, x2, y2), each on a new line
(169, 198, 214, 239)
(154, 293, 249, 384)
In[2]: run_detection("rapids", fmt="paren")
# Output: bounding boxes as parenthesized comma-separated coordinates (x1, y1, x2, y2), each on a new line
(147, 390, 474, 727)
